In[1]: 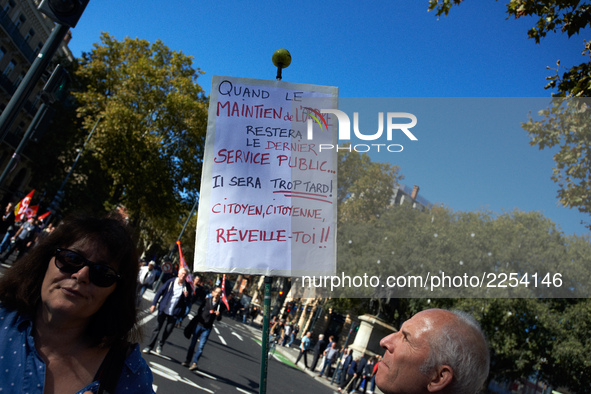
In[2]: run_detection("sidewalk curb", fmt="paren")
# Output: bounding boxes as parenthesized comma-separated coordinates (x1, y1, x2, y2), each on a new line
(141, 290, 380, 393)
(240, 323, 343, 393)
(242, 324, 384, 394)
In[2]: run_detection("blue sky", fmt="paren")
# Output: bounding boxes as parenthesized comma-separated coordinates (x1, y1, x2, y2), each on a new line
(66, 0, 590, 235)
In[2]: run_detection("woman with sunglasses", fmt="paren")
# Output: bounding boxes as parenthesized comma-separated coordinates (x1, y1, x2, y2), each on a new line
(0, 215, 154, 393)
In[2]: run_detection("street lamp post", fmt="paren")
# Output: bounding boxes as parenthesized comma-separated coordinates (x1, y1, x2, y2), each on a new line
(0, 103, 55, 189)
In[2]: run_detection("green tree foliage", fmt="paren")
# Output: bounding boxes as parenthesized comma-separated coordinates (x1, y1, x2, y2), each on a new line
(544, 298, 591, 392)
(523, 99, 591, 227)
(453, 298, 591, 393)
(337, 205, 588, 298)
(428, 0, 591, 227)
(337, 146, 402, 223)
(306, 149, 402, 315)
(429, 0, 590, 92)
(73, 33, 208, 251)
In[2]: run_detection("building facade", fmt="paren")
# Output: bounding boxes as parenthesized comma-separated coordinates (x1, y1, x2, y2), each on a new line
(390, 183, 432, 211)
(0, 0, 72, 205)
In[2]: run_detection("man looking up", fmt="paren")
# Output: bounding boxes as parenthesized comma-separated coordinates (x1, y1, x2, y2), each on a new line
(376, 308, 489, 394)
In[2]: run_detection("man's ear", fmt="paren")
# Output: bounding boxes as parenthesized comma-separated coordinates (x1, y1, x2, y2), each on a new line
(427, 365, 453, 392)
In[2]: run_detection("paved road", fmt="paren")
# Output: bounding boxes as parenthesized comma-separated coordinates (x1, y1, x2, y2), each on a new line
(138, 291, 339, 394)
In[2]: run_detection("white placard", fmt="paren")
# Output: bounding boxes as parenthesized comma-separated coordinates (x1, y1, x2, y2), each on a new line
(194, 75, 338, 276)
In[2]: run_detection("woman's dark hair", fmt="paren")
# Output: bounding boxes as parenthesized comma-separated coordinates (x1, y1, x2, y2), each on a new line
(0, 215, 140, 346)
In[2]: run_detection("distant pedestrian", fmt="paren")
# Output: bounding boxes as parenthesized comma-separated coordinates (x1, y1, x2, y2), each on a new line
(191, 274, 207, 305)
(152, 258, 174, 291)
(249, 304, 259, 322)
(136, 261, 157, 305)
(282, 323, 292, 346)
(349, 353, 368, 393)
(310, 334, 327, 372)
(1, 216, 37, 262)
(239, 302, 248, 323)
(338, 348, 353, 387)
(295, 331, 312, 368)
(270, 319, 284, 343)
(0, 203, 14, 253)
(326, 335, 335, 348)
(35, 222, 55, 243)
(318, 342, 339, 377)
(289, 324, 299, 347)
(339, 356, 358, 392)
(368, 355, 380, 394)
(358, 356, 376, 393)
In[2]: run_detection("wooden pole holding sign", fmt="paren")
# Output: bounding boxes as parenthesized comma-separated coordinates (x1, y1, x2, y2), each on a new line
(259, 276, 273, 394)
(260, 50, 291, 394)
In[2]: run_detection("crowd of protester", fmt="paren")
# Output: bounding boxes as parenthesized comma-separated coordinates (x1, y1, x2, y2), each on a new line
(0, 205, 490, 393)
(0, 202, 56, 264)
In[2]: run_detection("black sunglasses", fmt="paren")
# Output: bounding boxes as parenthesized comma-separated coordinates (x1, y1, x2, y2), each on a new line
(54, 248, 121, 287)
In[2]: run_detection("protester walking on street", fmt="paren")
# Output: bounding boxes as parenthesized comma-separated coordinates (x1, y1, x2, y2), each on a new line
(182, 286, 224, 371)
(143, 268, 191, 354)
(0, 216, 38, 262)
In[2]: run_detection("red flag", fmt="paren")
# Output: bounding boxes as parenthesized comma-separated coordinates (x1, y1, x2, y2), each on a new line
(14, 190, 34, 222)
(38, 211, 51, 221)
(221, 274, 230, 311)
(25, 205, 39, 219)
(176, 240, 195, 292)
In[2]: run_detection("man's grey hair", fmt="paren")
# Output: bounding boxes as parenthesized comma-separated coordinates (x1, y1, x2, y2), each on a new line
(419, 310, 490, 394)
(318, 334, 324, 339)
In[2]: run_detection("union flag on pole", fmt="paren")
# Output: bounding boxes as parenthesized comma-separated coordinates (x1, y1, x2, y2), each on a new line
(176, 240, 195, 292)
(14, 190, 34, 222)
(38, 211, 51, 222)
(221, 274, 230, 311)
(25, 205, 39, 219)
